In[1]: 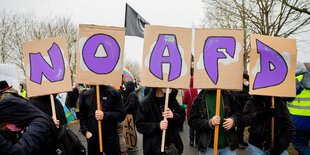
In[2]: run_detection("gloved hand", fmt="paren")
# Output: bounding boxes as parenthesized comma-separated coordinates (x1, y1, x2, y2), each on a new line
(256, 108, 276, 118)
(269, 146, 283, 155)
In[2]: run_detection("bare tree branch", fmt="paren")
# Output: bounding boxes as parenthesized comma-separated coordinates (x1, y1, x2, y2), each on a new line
(282, 0, 310, 15)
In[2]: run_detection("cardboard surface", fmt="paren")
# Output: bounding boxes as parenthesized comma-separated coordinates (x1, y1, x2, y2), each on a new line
(123, 114, 138, 149)
(141, 25, 192, 89)
(75, 24, 125, 86)
(0, 64, 20, 94)
(22, 37, 72, 97)
(249, 34, 297, 97)
(194, 28, 244, 90)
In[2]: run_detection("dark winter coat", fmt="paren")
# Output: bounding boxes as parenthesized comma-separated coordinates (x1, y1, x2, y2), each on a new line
(79, 85, 126, 136)
(0, 96, 57, 155)
(136, 88, 185, 155)
(123, 81, 139, 120)
(231, 85, 250, 108)
(242, 96, 295, 153)
(188, 90, 240, 152)
(29, 95, 67, 125)
(66, 87, 79, 108)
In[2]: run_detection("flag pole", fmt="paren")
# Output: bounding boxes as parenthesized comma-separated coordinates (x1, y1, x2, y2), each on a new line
(213, 88, 221, 155)
(161, 88, 170, 152)
(271, 96, 275, 148)
(96, 85, 103, 152)
(50, 94, 57, 120)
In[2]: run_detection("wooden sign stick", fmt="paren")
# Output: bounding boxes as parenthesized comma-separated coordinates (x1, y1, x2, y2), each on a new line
(161, 87, 170, 152)
(96, 85, 103, 152)
(271, 96, 275, 149)
(50, 94, 57, 120)
(213, 88, 221, 155)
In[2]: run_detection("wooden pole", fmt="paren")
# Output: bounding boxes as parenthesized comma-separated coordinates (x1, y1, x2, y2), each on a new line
(96, 85, 103, 152)
(213, 88, 221, 155)
(50, 94, 57, 120)
(161, 88, 170, 152)
(271, 96, 275, 149)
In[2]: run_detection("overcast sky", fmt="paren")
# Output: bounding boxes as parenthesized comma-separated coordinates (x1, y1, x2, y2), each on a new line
(1, 0, 309, 66)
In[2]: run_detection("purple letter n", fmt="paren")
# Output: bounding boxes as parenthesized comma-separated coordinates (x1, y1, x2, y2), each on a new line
(253, 39, 288, 89)
(149, 34, 182, 81)
(30, 43, 65, 84)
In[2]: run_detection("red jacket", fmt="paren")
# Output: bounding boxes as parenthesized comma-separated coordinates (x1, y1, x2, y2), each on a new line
(183, 77, 197, 121)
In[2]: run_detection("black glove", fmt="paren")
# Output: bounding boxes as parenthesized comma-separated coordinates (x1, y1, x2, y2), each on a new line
(269, 146, 283, 155)
(256, 108, 276, 118)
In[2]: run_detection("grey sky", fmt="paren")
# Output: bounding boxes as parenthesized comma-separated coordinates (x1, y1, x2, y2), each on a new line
(1, 0, 309, 66)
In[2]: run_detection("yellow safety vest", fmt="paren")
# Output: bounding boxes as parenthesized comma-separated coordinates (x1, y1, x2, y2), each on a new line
(20, 90, 27, 98)
(287, 74, 310, 116)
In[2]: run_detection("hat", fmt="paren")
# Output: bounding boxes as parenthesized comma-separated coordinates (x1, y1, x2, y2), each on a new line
(0, 81, 9, 90)
(243, 74, 249, 80)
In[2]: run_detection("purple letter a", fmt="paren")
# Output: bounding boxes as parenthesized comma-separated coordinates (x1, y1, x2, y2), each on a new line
(149, 34, 182, 81)
(30, 43, 65, 84)
(253, 40, 288, 89)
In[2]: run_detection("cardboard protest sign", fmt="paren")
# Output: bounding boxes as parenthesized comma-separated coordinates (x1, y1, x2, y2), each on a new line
(123, 114, 138, 149)
(22, 37, 72, 97)
(0, 64, 20, 94)
(141, 25, 192, 89)
(75, 24, 125, 86)
(249, 34, 297, 97)
(194, 29, 244, 90)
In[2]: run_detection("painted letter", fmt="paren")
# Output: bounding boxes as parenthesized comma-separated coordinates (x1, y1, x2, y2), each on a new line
(149, 34, 181, 81)
(253, 39, 288, 89)
(82, 34, 120, 74)
(30, 43, 65, 84)
(204, 37, 236, 84)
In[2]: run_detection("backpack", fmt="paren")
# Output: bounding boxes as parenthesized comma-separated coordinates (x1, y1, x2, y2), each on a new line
(33, 117, 86, 155)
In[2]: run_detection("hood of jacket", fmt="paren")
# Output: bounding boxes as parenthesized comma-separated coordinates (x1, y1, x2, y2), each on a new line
(124, 81, 135, 94)
(0, 96, 52, 128)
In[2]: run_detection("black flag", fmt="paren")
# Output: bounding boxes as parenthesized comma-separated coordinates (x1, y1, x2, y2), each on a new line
(125, 3, 150, 38)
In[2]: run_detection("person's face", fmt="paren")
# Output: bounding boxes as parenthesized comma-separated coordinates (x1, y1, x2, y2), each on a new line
(243, 78, 248, 83)
(243, 78, 249, 86)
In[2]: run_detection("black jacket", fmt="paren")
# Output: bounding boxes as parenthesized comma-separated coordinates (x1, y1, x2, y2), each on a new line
(123, 81, 140, 118)
(79, 85, 126, 136)
(242, 96, 295, 154)
(231, 85, 250, 108)
(0, 97, 57, 155)
(66, 87, 79, 108)
(136, 88, 185, 155)
(188, 90, 240, 152)
(29, 95, 67, 125)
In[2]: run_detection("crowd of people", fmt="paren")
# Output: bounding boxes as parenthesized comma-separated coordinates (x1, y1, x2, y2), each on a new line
(0, 62, 309, 155)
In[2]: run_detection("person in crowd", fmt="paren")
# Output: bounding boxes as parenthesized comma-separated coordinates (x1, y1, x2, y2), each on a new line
(117, 121, 127, 155)
(114, 84, 128, 155)
(122, 81, 140, 151)
(66, 86, 79, 120)
(79, 85, 126, 155)
(0, 80, 19, 100)
(188, 90, 240, 155)
(136, 88, 185, 155)
(19, 84, 27, 98)
(286, 61, 310, 155)
(231, 73, 250, 149)
(142, 87, 150, 98)
(29, 94, 67, 128)
(243, 95, 295, 155)
(123, 81, 140, 123)
(0, 96, 58, 155)
(183, 76, 198, 147)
